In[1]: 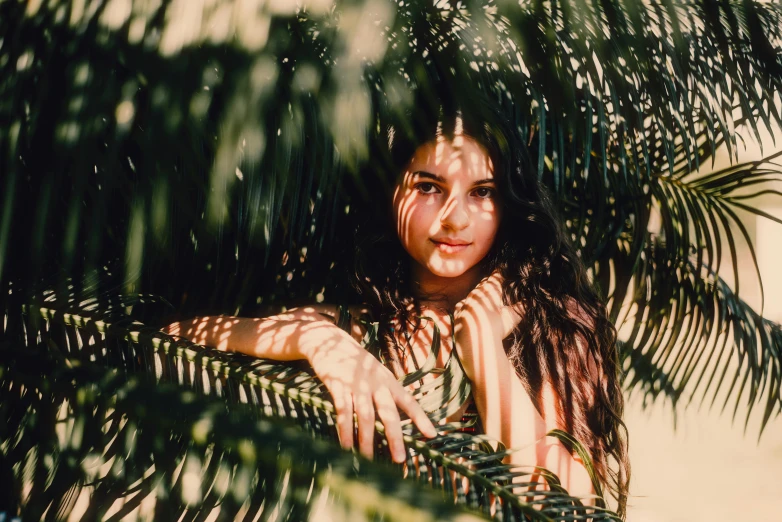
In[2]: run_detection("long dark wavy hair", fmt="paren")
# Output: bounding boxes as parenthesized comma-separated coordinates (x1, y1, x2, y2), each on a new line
(348, 92, 630, 516)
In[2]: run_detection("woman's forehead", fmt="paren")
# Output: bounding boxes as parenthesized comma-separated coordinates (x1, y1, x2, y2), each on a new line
(405, 136, 494, 180)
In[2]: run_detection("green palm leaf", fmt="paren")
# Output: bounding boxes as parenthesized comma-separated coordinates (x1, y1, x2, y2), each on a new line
(0, 344, 488, 522)
(2, 0, 781, 305)
(3, 0, 782, 518)
(15, 293, 620, 520)
(601, 152, 782, 434)
(618, 243, 782, 434)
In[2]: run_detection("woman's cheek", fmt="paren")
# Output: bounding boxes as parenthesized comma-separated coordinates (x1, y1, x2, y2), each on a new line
(477, 215, 500, 253)
(413, 202, 438, 235)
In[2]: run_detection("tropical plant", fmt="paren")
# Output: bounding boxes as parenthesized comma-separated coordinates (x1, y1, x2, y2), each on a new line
(2, 0, 782, 519)
(0, 338, 489, 521)
(5, 293, 618, 520)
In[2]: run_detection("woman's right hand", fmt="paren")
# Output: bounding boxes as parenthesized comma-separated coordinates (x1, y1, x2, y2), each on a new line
(162, 313, 436, 463)
(305, 339, 438, 464)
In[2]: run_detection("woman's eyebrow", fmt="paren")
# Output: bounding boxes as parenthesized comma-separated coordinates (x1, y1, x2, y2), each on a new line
(411, 171, 446, 183)
(411, 172, 495, 187)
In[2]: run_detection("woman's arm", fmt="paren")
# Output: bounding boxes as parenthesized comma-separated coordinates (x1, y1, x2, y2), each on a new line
(164, 306, 436, 463)
(453, 275, 594, 497)
(164, 305, 368, 357)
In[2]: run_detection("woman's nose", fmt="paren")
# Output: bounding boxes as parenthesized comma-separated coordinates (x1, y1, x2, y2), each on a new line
(440, 197, 469, 230)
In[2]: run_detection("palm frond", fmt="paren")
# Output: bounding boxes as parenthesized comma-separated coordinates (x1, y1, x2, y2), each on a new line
(653, 150, 782, 297)
(2, 0, 782, 516)
(618, 243, 782, 436)
(3, 0, 782, 310)
(569, 145, 782, 435)
(0, 344, 488, 522)
(15, 295, 621, 520)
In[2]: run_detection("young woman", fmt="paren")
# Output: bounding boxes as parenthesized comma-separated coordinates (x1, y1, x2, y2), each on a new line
(165, 101, 630, 516)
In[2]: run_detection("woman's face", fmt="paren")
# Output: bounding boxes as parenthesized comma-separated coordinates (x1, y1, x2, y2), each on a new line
(393, 134, 501, 281)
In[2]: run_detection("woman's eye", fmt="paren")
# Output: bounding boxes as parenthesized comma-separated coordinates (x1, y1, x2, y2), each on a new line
(472, 187, 494, 198)
(416, 182, 439, 194)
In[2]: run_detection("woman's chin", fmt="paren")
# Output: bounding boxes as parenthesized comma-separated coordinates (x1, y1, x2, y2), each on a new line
(424, 261, 472, 280)
(420, 253, 484, 279)
(428, 269, 466, 279)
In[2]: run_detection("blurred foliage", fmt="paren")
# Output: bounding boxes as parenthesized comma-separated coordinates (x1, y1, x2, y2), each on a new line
(0, 344, 492, 521)
(3, 0, 782, 519)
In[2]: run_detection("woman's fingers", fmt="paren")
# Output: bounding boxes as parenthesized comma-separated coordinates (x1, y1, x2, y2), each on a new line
(322, 353, 435, 462)
(392, 385, 437, 438)
(459, 271, 523, 338)
(355, 391, 376, 460)
(329, 380, 355, 450)
(374, 387, 406, 463)
(482, 271, 503, 291)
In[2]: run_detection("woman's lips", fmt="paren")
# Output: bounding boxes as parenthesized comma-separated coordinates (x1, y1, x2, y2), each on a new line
(431, 239, 471, 254)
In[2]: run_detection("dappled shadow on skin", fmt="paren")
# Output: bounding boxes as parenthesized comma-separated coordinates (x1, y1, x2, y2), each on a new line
(452, 275, 599, 513)
(166, 311, 437, 463)
(393, 135, 499, 282)
(388, 130, 597, 510)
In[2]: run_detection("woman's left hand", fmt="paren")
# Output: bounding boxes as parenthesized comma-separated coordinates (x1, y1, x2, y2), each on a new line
(452, 272, 522, 379)
(454, 271, 522, 338)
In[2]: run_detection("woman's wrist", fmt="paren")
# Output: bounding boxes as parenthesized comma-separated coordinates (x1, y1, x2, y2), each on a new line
(297, 322, 361, 363)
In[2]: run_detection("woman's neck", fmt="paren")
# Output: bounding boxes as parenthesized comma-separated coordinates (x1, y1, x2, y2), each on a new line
(409, 262, 484, 311)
